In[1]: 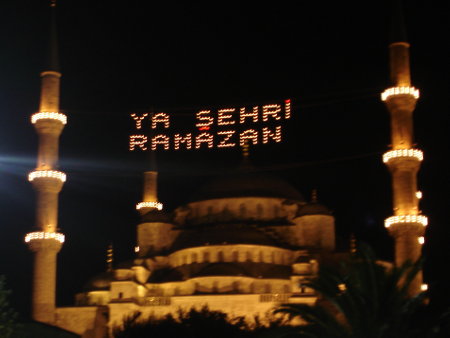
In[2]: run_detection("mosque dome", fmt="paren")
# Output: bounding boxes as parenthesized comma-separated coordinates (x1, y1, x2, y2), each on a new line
(189, 170, 304, 202)
(296, 202, 332, 216)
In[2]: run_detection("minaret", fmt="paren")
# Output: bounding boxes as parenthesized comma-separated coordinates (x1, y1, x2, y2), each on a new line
(135, 149, 170, 256)
(381, 1, 426, 294)
(25, 0, 67, 324)
(136, 149, 162, 215)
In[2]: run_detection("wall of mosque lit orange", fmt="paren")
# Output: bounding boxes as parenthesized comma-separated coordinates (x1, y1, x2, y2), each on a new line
(129, 99, 292, 151)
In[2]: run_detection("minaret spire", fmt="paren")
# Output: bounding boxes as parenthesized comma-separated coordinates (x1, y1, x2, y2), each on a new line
(381, 1, 426, 295)
(47, 0, 59, 72)
(311, 189, 318, 203)
(25, 0, 67, 324)
(136, 148, 163, 214)
(239, 139, 251, 169)
(390, 0, 408, 44)
(135, 113, 162, 214)
(107, 243, 114, 272)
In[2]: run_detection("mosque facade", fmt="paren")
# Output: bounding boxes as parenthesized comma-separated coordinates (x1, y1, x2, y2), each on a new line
(24, 2, 426, 337)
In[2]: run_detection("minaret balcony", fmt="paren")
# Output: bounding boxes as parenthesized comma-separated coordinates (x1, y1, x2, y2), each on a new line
(28, 170, 66, 183)
(381, 86, 419, 101)
(31, 112, 67, 125)
(136, 201, 163, 211)
(25, 231, 65, 244)
(384, 215, 428, 228)
(383, 149, 423, 164)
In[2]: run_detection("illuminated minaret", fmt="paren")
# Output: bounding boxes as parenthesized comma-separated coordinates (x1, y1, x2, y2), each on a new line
(25, 0, 67, 324)
(136, 150, 163, 216)
(135, 150, 168, 256)
(381, 1, 426, 294)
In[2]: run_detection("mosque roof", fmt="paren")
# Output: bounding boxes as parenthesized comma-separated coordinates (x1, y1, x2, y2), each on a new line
(189, 170, 304, 202)
(296, 202, 332, 216)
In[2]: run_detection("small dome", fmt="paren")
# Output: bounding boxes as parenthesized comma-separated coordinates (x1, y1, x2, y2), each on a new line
(294, 255, 311, 264)
(189, 171, 304, 202)
(83, 271, 114, 291)
(296, 202, 332, 216)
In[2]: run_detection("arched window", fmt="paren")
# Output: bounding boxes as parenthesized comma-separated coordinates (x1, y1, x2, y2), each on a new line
(249, 283, 255, 293)
(217, 251, 224, 262)
(265, 284, 271, 293)
(273, 205, 279, 218)
(256, 204, 263, 218)
(239, 204, 246, 218)
(203, 251, 210, 262)
(192, 252, 198, 263)
(246, 251, 252, 262)
(259, 251, 264, 263)
(212, 281, 219, 293)
(232, 251, 238, 262)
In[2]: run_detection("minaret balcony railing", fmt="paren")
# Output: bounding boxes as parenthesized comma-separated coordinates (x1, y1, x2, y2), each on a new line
(25, 231, 65, 243)
(28, 170, 66, 183)
(136, 201, 163, 211)
(31, 112, 67, 125)
(383, 149, 423, 164)
(381, 86, 419, 101)
(384, 215, 428, 228)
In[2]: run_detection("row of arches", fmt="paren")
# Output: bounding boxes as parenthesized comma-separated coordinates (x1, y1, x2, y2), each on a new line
(190, 201, 284, 220)
(170, 246, 292, 267)
(147, 280, 292, 297)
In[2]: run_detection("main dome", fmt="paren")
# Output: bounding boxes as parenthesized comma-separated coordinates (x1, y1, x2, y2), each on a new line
(189, 170, 304, 202)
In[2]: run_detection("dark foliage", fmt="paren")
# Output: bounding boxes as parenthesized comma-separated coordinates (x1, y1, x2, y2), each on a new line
(0, 275, 18, 338)
(113, 306, 250, 338)
(113, 305, 300, 338)
(276, 243, 450, 338)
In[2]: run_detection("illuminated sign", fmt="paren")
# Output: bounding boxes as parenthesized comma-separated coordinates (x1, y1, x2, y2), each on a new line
(129, 99, 292, 151)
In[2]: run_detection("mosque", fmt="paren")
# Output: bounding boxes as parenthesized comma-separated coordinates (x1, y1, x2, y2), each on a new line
(23, 2, 427, 337)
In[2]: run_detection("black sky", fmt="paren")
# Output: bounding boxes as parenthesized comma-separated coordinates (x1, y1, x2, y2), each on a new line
(0, 0, 449, 317)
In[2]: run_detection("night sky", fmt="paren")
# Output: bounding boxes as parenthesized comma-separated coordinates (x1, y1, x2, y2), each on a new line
(1, 0, 449, 317)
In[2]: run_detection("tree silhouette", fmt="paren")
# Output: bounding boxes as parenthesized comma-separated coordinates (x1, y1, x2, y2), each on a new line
(0, 275, 18, 338)
(276, 243, 449, 338)
(113, 306, 250, 338)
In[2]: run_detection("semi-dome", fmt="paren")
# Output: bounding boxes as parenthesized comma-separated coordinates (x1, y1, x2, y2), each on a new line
(189, 170, 304, 202)
(148, 267, 184, 283)
(83, 271, 115, 291)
